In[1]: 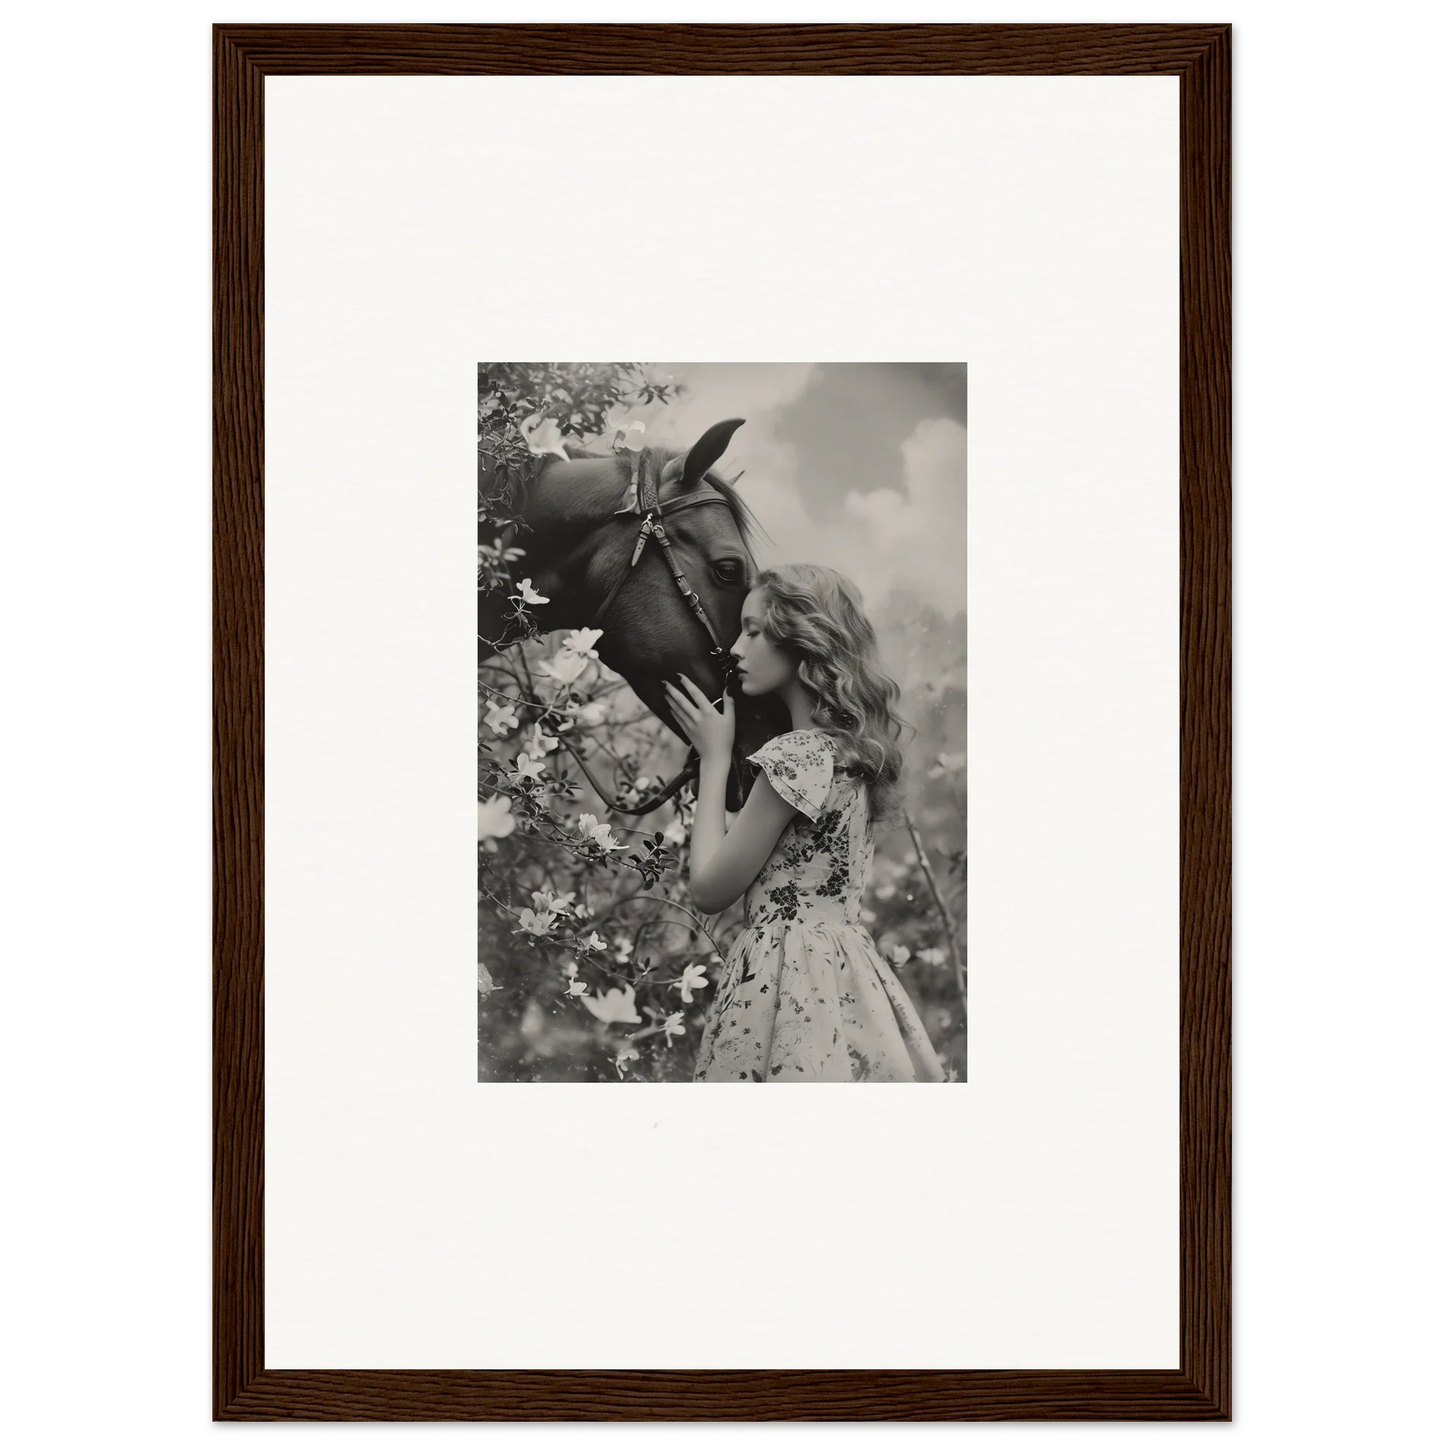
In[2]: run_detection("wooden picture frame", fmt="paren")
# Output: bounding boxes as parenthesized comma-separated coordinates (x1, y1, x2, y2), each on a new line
(214, 22, 1229, 1421)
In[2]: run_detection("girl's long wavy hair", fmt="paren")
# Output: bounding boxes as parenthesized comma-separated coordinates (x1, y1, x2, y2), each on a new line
(752, 564, 910, 824)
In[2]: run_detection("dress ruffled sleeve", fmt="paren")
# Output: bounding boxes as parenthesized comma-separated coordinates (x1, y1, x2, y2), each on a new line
(747, 731, 835, 821)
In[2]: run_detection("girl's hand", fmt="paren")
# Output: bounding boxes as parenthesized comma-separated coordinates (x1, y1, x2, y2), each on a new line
(663, 675, 735, 763)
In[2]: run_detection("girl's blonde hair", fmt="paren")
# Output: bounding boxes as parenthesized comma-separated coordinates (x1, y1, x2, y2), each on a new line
(752, 564, 909, 824)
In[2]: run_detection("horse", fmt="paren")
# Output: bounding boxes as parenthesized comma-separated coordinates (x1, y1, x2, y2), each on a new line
(479, 418, 789, 812)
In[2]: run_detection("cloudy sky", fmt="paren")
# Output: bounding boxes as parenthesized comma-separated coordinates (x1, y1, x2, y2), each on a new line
(621, 363, 967, 621)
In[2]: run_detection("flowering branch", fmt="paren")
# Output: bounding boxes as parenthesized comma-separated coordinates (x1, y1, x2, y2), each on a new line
(901, 807, 967, 1027)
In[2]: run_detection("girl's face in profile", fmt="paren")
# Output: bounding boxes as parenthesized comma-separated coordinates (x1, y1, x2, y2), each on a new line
(730, 588, 798, 698)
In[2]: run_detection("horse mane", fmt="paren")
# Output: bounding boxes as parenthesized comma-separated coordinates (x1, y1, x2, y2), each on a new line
(687, 469, 766, 562)
(528, 440, 766, 562)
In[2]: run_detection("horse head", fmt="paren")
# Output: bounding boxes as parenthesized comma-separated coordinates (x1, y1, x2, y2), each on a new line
(479, 419, 789, 811)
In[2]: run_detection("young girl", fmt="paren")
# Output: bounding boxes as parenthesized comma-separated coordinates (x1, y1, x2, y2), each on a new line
(663, 564, 946, 1083)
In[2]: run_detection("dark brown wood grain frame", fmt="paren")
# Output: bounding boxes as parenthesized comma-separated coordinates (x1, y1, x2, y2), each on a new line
(215, 22, 1230, 1422)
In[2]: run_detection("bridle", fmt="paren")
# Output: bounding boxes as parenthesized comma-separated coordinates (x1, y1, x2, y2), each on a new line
(553, 449, 744, 816)
(587, 450, 739, 677)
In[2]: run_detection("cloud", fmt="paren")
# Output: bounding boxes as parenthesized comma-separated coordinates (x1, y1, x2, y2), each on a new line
(628, 364, 967, 621)
(647, 363, 817, 433)
(626, 363, 816, 487)
(840, 417, 968, 616)
(747, 416, 967, 620)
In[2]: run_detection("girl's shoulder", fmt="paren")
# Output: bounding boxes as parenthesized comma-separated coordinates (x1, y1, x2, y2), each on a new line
(751, 728, 838, 769)
(747, 730, 837, 821)
(780, 727, 838, 753)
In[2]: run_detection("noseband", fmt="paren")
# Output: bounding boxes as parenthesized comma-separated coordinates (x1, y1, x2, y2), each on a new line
(556, 451, 742, 816)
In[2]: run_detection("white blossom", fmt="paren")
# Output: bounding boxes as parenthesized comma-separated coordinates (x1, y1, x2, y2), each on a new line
(582, 985, 642, 1025)
(572, 699, 609, 728)
(519, 415, 571, 463)
(538, 650, 589, 687)
(588, 822, 627, 852)
(611, 420, 647, 453)
(511, 577, 550, 606)
(672, 963, 710, 1004)
(476, 795, 516, 842)
(561, 627, 604, 659)
(516, 908, 554, 938)
(483, 700, 519, 737)
(511, 753, 545, 784)
(575, 813, 628, 852)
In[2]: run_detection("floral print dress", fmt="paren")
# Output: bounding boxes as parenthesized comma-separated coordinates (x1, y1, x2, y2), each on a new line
(693, 730, 946, 1082)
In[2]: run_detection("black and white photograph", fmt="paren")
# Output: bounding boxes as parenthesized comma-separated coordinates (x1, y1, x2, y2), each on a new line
(477, 363, 968, 1081)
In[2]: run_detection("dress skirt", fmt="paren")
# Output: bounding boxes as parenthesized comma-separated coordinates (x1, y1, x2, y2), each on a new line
(693, 917, 945, 1083)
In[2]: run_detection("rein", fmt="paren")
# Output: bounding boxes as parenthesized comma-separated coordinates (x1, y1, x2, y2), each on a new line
(555, 731, 699, 816)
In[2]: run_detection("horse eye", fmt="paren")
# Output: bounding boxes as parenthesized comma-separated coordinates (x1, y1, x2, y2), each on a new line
(713, 559, 744, 584)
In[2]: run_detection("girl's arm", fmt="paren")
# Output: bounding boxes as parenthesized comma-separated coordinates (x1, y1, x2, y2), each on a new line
(663, 677, 799, 915)
(688, 757, 797, 914)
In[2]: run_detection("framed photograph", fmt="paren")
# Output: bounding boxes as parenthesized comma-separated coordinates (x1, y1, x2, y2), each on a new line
(216, 22, 1229, 1421)
(474, 365, 969, 1088)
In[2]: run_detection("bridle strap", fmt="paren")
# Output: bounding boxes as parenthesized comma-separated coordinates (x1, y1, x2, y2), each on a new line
(589, 452, 735, 668)
(573, 449, 741, 815)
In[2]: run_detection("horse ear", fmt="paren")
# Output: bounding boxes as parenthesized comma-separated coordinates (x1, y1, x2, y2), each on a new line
(679, 418, 746, 491)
